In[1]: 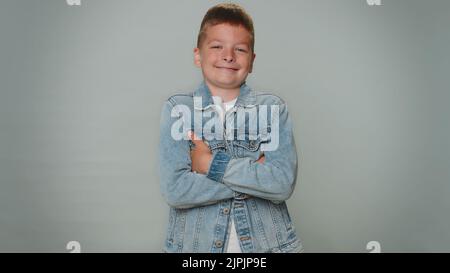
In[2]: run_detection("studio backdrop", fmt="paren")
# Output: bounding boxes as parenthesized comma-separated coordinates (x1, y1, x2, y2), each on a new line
(0, 0, 449, 252)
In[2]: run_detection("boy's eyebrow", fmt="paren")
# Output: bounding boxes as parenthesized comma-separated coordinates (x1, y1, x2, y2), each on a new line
(207, 39, 250, 46)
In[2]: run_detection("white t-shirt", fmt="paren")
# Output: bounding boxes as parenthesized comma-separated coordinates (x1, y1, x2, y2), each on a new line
(212, 96, 241, 253)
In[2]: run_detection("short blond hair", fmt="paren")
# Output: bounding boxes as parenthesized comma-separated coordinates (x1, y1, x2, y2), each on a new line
(197, 3, 255, 52)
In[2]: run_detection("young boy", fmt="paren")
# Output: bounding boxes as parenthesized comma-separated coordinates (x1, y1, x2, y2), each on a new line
(159, 3, 303, 253)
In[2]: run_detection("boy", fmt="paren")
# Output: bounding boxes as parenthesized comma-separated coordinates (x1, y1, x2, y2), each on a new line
(159, 3, 303, 253)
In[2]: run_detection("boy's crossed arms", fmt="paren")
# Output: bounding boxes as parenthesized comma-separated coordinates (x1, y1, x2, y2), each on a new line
(159, 101, 297, 209)
(188, 130, 265, 175)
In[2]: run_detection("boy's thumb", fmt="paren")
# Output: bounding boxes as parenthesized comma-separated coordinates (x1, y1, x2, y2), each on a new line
(188, 130, 202, 143)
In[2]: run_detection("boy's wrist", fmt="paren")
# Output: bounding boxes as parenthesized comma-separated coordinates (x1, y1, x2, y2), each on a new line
(206, 151, 231, 182)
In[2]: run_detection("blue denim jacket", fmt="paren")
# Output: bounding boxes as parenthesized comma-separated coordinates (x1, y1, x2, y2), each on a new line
(159, 81, 303, 253)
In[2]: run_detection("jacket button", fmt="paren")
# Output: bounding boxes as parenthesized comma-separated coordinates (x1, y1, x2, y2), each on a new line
(215, 240, 223, 248)
(223, 208, 230, 215)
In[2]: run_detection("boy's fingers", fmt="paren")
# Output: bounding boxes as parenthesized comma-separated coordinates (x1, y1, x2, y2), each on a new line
(188, 130, 199, 141)
(188, 131, 207, 147)
(256, 154, 265, 164)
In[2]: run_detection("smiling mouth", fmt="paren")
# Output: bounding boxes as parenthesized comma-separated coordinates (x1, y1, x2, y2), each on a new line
(216, 66, 239, 71)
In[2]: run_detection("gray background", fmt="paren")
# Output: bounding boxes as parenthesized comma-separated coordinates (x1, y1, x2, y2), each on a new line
(0, 0, 449, 252)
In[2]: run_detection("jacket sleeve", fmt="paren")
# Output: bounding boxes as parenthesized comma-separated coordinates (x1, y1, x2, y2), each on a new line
(159, 100, 234, 209)
(206, 102, 298, 203)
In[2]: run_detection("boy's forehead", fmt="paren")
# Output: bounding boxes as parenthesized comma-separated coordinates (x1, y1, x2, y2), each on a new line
(203, 23, 252, 44)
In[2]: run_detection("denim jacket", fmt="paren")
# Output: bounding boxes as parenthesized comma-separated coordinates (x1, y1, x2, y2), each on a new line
(159, 81, 303, 253)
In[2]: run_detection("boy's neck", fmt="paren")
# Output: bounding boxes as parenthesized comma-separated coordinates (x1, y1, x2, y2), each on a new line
(205, 81, 240, 103)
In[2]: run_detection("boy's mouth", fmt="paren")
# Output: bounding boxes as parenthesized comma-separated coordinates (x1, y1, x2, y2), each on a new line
(215, 66, 239, 72)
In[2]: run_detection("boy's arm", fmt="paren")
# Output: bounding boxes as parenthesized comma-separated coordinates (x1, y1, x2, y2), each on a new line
(159, 100, 234, 209)
(208, 102, 298, 203)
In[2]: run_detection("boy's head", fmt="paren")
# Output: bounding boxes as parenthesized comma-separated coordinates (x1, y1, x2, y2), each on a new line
(194, 3, 256, 92)
(197, 3, 255, 52)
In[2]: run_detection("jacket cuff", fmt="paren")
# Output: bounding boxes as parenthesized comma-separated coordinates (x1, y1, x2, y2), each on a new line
(206, 151, 231, 182)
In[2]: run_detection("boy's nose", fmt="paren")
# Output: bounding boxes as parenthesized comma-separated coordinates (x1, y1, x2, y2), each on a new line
(223, 56, 234, 63)
(222, 49, 235, 63)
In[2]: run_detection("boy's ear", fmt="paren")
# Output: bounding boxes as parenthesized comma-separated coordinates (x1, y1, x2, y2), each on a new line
(193, 48, 201, 68)
(249, 53, 256, 73)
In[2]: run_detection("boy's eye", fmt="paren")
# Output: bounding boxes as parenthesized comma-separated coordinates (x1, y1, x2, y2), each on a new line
(211, 45, 222, 49)
(236, 48, 248, 53)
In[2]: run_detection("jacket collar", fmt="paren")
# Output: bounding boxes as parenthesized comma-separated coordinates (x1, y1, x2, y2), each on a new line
(193, 81, 256, 110)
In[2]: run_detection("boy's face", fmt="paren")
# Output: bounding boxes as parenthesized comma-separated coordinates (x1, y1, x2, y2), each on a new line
(194, 23, 256, 91)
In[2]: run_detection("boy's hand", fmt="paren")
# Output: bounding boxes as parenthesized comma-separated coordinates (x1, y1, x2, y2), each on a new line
(189, 131, 213, 174)
(256, 154, 265, 164)
(188, 131, 266, 174)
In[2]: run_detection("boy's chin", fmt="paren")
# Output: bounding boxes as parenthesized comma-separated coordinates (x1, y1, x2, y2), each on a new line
(207, 78, 247, 90)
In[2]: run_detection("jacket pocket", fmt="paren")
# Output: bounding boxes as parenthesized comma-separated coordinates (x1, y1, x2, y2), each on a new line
(232, 128, 271, 158)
